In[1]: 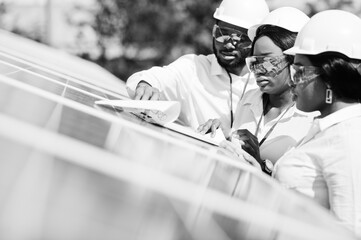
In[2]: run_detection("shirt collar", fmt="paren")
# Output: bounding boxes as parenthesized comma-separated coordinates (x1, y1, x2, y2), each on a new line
(243, 91, 297, 114)
(210, 54, 225, 76)
(241, 90, 302, 120)
(242, 89, 263, 105)
(318, 104, 361, 131)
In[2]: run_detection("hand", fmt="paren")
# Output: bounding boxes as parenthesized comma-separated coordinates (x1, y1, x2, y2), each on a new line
(231, 129, 262, 164)
(219, 140, 262, 171)
(197, 119, 222, 137)
(134, 81, 161, 100)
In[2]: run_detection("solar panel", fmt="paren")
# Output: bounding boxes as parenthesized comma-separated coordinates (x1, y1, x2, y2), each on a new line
(0, 33, 356, 240)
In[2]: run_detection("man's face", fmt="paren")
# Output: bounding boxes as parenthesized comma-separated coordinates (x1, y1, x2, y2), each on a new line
(212, 21, 252, 69)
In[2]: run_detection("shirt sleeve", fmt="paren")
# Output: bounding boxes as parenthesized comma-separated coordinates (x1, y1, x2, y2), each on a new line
(125, 54, 197, 101)
(322, 139, 361, 234)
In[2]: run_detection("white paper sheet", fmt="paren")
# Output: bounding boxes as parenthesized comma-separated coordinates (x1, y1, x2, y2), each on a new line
(95, 99, 226, 145)
(95, 99, 181, 125)
(164, 122, 226, 146)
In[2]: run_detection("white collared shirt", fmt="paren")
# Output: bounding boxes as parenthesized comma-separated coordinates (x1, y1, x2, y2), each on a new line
(274, 104, 361, 236)
(231, 88, 316, 163)
(126, 54, 257, 130)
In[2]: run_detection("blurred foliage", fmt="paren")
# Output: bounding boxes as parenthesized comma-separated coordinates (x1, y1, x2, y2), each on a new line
(93, 0, 220, 81)
(92, 0, 361, 81)
(303, 0, 361, 16)
(0, 0, 361, 82)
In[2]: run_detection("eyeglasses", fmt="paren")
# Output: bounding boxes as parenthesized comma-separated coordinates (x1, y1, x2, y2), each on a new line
(212, 24, 252, 47)
(289, 64, 323, 85)
(245, 55, 289, 77)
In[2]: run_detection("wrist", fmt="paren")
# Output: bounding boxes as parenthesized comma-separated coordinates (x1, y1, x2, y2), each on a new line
(137, 80, 151, 88)
(261, 159, 273, 176)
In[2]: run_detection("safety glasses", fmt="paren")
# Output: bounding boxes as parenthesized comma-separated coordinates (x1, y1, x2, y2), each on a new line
(212, 24, 252, 47)
(290, 64, 323, 85)
(245, 55, 289, 77)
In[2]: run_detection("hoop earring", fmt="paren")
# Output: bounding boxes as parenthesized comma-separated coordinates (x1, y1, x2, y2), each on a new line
(325, 88, 333, 104)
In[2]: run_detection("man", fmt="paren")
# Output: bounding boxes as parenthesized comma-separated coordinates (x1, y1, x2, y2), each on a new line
(126, 0, 269, 131)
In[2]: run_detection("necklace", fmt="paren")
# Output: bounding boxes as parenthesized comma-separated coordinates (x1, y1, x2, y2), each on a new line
(255, 96, 295, 146)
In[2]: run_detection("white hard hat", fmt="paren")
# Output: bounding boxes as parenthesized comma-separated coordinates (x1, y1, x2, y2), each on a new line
(248, 7, 310, 41)
(284, 10, 361, 60)
(213, 0, 269, 29)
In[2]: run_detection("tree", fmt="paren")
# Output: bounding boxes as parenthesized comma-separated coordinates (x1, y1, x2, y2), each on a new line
(93, 0, 220, 81)
(4, 0, 359, 82)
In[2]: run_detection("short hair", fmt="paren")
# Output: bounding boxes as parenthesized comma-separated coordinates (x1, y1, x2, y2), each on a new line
(308, 53, 361, 102)
(252, 24, 297, 64)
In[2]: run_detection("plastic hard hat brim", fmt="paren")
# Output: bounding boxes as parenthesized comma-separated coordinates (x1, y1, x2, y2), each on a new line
(247, 24, 261, 42)
(284, 46, 328, 56)
(286, 10, 361, 60)
(214, 13, 256, 29)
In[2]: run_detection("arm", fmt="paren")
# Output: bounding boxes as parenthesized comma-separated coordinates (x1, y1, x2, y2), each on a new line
(126, 54, 197, 101)
(219, 140, 262, 171)
(323, 151, 361, 233)
(231, 129, 261, 162)
(230, 129, 273, 175)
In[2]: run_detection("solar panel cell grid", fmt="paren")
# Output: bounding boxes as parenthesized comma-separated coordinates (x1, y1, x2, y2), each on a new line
(0, 35, 357, 240)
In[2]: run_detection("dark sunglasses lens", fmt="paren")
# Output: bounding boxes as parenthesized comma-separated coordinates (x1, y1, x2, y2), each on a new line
(213, 25, 251, 45)
(291, 65, 323, 84)
(290, 65, 304, 83)
(248, 56, 288, 76)
(251, 62, 268, 75)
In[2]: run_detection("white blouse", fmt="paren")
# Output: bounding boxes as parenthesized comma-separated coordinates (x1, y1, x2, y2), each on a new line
(274, 104, 361, 237)
(231, 88, 316, 164)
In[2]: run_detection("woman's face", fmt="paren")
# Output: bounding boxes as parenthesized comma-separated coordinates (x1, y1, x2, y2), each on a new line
(291, 54, 327, 112)
(252, 36, 290, 95)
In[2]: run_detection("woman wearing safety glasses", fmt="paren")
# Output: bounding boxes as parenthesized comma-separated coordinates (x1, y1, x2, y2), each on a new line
(199, 7, 315, 169)
(228, 10, 361, 236)
(280, 10, 361, 236)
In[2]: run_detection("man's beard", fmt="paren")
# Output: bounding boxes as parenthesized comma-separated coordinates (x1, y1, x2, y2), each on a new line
(212, 41, 250, 70)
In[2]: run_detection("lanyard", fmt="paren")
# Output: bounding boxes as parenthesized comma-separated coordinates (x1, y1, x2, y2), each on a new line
(255, 98, 295, 146)
(226, 71, 251, 128)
